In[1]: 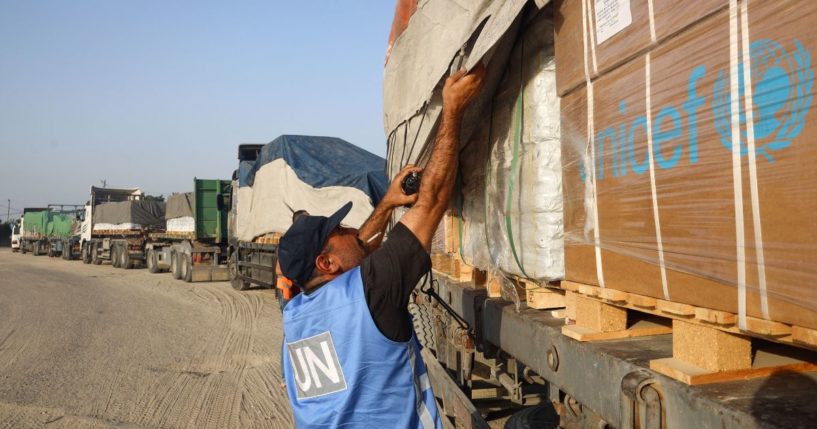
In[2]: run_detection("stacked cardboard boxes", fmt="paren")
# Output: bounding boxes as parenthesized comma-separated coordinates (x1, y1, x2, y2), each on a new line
(556, 0, 817, 329)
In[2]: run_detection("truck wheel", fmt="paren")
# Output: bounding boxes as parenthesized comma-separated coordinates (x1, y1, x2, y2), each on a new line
(503, 404, 559, 429)
(21, 244, 28, 255)
(33, 242, 40, 256)
(112, 245, 121, 268)
(229, 251, 250, 291)
(81, 243, 90, 264)
(122, 246, 132, 269)
(408, 301, 437, 352)
(171, 251, 181, 280)
(92, 242, 102, 265)
(181, 254, 192, 283)
(147, 249, 160, 274)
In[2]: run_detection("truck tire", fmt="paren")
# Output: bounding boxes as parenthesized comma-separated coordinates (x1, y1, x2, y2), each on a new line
(121, 246, 132, 269)
(81, 243, 90, 264)
(229, 251, 250, 291)
(32, 242, 40, 256)
(408, 300, 437, 352)
(147, 249, 160, 273)
(92, 242, 102, 265)
(503, 404, 559, 429)
(171, 251, 181, 280)
(181, 254, 192, 283)
(21, 243, 28, 255)
(112, 245, 121, 268)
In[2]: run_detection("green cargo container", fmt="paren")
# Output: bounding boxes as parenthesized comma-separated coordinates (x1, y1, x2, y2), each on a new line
(194, 179, 231, 243)
(22, 210, 49, 236)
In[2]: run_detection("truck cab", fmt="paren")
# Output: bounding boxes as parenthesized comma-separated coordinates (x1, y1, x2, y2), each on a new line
(10, 218, 21, 252)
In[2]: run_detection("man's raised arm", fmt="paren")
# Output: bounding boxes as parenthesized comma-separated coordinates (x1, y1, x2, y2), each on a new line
(400, 64, 486, 250)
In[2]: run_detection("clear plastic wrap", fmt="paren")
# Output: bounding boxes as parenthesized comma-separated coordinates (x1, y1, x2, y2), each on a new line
(385, 4, 564, 291)
(458, 12, 564, 282)
(558, 0, 817, 329)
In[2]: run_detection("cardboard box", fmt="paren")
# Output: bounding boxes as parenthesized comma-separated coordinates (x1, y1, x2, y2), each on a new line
(555, 0, 727, 96)
(561, 0, 817, 329)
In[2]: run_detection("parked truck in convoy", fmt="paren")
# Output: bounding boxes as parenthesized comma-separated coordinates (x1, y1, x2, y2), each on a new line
(10, 218, 21, 252)
(227, 136, 388, 295)
(145, 179, 232, 282)
(385, 1, 817, 428)
(47, 205, 84, 260)
(18, 207, 52, 255)
(80, 186, 165, 268)
(15, 206, 82, 258)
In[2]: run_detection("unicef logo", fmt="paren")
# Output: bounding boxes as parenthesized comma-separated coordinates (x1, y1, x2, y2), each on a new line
(713, 39, 814, 162)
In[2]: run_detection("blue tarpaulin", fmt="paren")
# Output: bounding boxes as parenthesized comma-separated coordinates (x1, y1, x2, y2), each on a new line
(239, 135, 388, 205)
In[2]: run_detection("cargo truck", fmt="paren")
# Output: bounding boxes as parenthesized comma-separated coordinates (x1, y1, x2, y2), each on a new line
(227, 136, 388, 293)
(227, 143, 274, 291)
(145, 179, 232, 282)
(46, 204, 84, 259)
(79, 186, 165, 268)
(10, 218, 21, 252)
(19, 207, 50, 255)
(385, 1, 817, 428)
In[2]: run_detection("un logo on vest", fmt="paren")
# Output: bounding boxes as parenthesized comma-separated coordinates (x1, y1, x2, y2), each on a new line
(287, 331, 347, 400)
(712, 39, 814, 162)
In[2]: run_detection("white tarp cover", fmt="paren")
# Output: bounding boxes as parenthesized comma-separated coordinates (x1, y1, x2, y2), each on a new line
(237, 159, 378, 241)
(383, 0, 529, 137)
(384, 2, 563, 280)
(235, 135, 388, 242)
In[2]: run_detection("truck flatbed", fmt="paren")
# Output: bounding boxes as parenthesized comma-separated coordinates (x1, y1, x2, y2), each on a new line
(428, 275, 817, 429)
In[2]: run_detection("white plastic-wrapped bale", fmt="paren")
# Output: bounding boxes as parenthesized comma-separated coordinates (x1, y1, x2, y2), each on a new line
(383, 3, 563, 281)
(458, 13, 563, 280)
(165, 192, 195, 233)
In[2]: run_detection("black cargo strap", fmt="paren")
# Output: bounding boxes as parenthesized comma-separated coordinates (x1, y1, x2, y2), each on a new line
(419, 270, 474, 338)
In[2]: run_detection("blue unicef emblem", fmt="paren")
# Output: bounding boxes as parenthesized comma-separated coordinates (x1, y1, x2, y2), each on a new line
(712, 39, 813, 162)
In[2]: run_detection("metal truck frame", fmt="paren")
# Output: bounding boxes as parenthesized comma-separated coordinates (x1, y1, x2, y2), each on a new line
(413, 272, 817, 429)
(145, 179, 232, 282)
(227, 144, 279, 292)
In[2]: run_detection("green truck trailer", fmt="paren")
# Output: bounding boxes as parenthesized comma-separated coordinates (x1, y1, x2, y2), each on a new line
(145, 178, 231, 282)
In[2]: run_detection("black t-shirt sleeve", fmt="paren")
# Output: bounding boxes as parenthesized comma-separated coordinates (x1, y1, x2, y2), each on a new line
(360, 222, 431, 342)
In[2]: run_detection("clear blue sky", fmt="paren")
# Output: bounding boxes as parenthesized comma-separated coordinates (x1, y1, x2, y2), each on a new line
(0, 0, 396, 220)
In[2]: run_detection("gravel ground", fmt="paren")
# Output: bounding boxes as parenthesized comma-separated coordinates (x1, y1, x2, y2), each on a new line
(0, 247, 293, 429)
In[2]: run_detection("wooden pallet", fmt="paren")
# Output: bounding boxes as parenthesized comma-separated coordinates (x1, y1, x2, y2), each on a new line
(559, 280, 817, 351)
(561, 280, 817, 385)
(92, 229, 143, 236)
(254, 232, 281, 245)
(150, 231, 195, 240)
(431, 253, 486, 284)
(430, 255, 566, 311)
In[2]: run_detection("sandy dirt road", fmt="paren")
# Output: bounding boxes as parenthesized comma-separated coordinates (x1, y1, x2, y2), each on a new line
(0, 248, 293, 429)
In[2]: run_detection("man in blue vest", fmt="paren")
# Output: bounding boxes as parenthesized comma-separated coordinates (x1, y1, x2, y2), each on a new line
(278, 64, 485, 428)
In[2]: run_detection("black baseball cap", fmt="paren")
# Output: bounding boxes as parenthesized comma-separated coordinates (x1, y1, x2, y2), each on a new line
(278, 202, 353, 286)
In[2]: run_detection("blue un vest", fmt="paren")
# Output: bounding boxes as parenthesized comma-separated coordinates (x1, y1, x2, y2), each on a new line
(282, 267, 442, 429)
